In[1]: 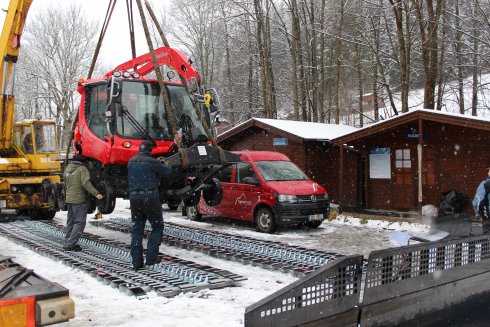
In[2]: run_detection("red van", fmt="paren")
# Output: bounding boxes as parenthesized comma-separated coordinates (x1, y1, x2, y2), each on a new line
(185, 151, 330, 233)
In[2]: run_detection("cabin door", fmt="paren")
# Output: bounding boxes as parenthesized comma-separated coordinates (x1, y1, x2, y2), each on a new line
(392, 148, 416, 209)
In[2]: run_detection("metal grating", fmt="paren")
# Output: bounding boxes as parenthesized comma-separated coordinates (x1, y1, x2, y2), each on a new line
(92, 218, 343, 276)
(0, 221, 244, 298)
(363, 234, 490, 305)
(244, 255, 363, 327)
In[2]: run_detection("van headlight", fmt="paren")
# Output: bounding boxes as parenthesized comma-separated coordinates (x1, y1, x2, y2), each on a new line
(324, 193, 329, 200)
(277, 194, 297, 203)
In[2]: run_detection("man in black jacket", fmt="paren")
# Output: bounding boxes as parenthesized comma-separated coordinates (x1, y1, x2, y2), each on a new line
(128, 140, 171, 269)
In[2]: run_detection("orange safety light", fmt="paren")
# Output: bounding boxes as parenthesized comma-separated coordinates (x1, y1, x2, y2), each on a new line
(0, 296, 35, 327)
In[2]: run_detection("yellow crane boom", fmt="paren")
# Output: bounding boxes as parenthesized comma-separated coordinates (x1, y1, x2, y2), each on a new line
(0, 0, 32, 150)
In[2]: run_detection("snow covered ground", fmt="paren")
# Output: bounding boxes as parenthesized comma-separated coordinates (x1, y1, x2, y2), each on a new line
(1, 200, 434, 327)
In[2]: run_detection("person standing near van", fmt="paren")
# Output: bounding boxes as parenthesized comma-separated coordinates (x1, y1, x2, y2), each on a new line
(64, 154, 103, 251)
(128, 140, 171, 269)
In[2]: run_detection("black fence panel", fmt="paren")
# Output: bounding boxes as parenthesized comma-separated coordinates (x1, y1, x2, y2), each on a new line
(361, 234, 490, 326)
(244, 255, 363, 327)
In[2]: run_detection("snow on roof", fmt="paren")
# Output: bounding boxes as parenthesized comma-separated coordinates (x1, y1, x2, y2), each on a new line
(332, 108, 490, 141)
(253, 118, 358, 140)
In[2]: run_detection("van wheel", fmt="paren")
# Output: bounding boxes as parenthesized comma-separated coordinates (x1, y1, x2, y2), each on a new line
(186, 205, 202, 221)
(306, 221, 322, 228)
(255, 207, 276, 233)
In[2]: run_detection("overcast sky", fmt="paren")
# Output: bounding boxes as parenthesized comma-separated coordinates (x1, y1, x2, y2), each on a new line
(0, 0, 164, 68)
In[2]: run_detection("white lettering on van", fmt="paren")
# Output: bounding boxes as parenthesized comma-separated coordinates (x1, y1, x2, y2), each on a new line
(235, 193, 252, 206)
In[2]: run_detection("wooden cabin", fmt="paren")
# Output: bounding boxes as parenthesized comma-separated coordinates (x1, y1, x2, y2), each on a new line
(332, 109, 490, 212)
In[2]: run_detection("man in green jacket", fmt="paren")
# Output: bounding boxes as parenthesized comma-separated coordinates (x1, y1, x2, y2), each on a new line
(63, 154, 103, 251)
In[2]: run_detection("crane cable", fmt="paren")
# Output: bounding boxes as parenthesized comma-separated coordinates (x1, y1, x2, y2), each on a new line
(125, 0, 136, 60)
(142, 0, 226, 165)
(64, 0, 118, 169)
(134, 0, 181, 149)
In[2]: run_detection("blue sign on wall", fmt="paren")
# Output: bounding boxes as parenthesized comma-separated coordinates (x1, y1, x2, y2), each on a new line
(405, 127, 426, 141)
(273, 138, 288, 146)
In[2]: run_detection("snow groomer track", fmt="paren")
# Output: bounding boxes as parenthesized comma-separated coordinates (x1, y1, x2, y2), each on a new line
(0, 221, 245, 299)
(91, 218, 344, 276)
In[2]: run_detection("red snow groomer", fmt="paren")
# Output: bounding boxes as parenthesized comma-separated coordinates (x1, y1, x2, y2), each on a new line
(73, 47, 239, 214)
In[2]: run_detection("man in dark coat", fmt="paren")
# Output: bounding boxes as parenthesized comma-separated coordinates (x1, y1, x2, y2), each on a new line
(64, 154, 103, 251)
(128, 140, 171, 269)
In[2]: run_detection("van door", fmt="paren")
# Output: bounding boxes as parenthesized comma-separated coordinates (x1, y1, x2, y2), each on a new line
(229, 162, 262, 221)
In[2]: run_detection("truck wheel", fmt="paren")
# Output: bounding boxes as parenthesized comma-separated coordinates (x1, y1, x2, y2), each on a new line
(48, 183, 59, 211)
(255, 207, 276, 233)
(96, 181, 116, 214)
(88, 196, 97, 214)
(202, 178, 222, 207)
(57, 183, 67, 211)
(183, 191, 201, 207)
(186, 205, 202, 221)
(306, 221, 322, 228)
(15, 209, 29, 216)
(166, 197, 181, 210)
(30, 208, 56, 220)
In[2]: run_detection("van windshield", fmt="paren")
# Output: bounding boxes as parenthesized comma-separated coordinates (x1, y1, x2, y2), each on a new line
(255, 161, 308, 181)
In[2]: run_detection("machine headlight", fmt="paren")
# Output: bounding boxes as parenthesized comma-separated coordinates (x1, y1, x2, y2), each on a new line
(277, 194, 298, 203)
(324, 193, 329, 201)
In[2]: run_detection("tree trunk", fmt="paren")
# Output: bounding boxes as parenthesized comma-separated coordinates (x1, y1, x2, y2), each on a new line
(389, 0, 409, 113)
(412, 0, 444, 110)
(454, 0, 465, 114)
(333, 1, 345, 124)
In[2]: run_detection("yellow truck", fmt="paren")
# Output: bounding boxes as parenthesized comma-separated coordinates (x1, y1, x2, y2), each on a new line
(0, 0, 62, 220)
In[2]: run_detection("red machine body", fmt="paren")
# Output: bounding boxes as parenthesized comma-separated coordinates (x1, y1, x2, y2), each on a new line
(74, 47, 201, 165)
(72, 46, 216, 213)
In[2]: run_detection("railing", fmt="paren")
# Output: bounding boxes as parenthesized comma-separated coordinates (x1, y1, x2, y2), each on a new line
(245, 234, 490, 327)
(244, 255, 363, 327)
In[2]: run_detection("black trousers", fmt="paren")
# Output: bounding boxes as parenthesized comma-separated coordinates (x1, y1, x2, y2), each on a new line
(129, 198, 164, 266)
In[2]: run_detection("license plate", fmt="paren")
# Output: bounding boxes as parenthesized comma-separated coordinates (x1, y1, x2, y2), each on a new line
(308, 214, 323, 221)
(0, 200, 6, 208)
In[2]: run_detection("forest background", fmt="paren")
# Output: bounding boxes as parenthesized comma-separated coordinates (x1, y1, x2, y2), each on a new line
(11, 0, 490, 148)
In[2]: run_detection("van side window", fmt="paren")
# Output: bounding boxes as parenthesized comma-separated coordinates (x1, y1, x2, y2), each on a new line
(215, 165, 233, 183)
(236, 162, 257, 184)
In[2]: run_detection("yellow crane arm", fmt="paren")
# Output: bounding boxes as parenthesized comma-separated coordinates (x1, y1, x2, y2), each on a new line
(0, 0, 33, 150)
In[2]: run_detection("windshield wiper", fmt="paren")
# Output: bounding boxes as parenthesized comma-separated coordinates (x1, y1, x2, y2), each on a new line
(120, 106, 156, 144)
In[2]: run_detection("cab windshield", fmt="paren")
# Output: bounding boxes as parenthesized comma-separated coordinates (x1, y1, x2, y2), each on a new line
(255, 161, 308, 181)
(115, 81, 207, 139)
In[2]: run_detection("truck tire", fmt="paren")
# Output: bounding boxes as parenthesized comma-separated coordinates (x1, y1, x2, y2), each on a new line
(255, 207, 276, 233)
(202, 178, 222, 207)
(186, 205, 202, 221)
(57, 183, 67, 211)
(166, 197, 181, 210)
(48, 183, 60, 211)
(96, 181, 116, 214)
(15, 209, 29, 216)
(30, 208, 56, 220)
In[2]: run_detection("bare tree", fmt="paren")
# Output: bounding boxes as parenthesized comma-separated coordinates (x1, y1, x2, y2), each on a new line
(412, 0, 444, 110)
(18, 3, 100, 149)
